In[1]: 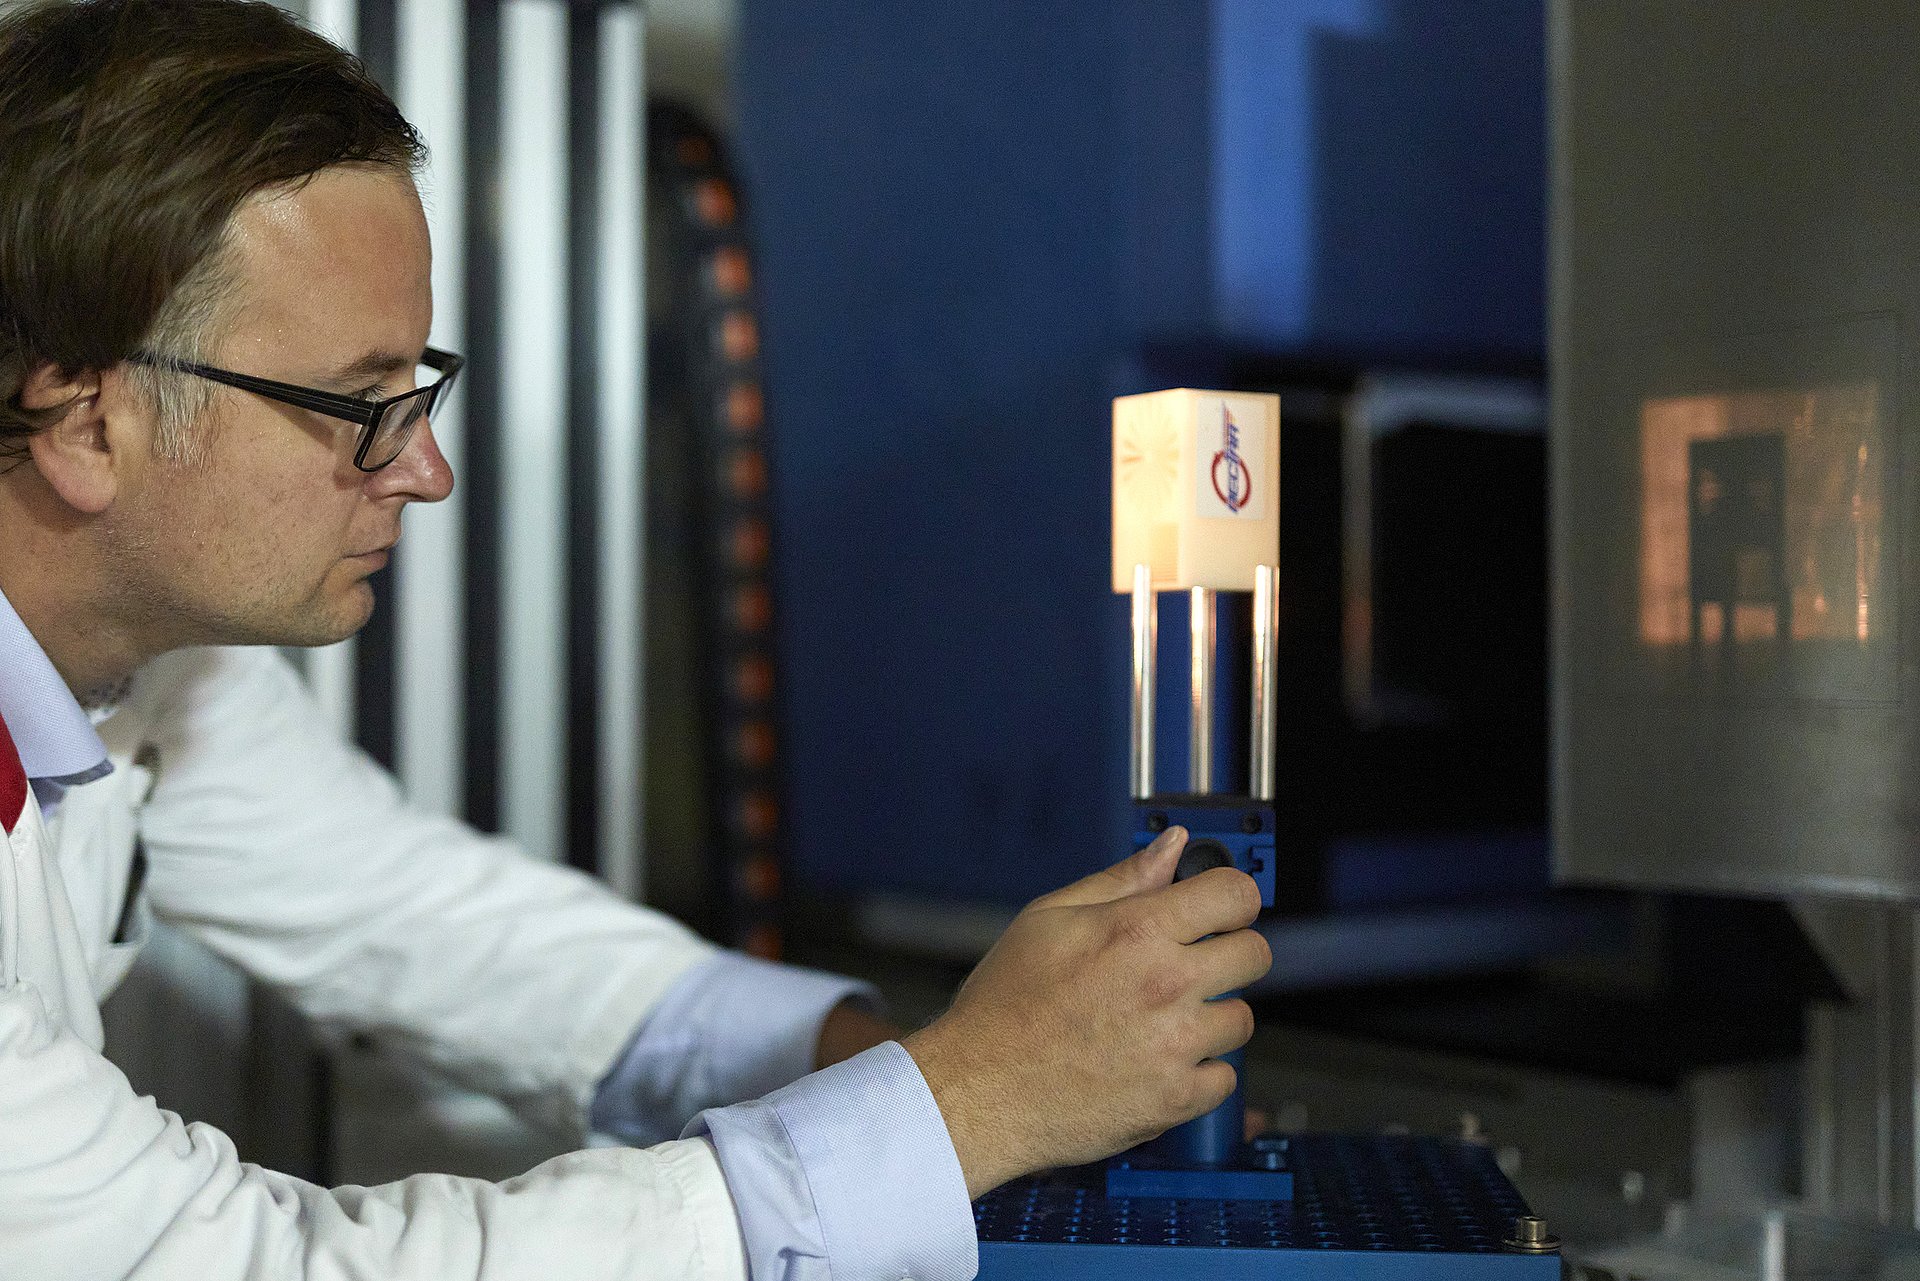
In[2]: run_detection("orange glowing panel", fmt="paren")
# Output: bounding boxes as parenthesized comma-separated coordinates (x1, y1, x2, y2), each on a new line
(694, 178, 738, 227)
(1638, 382, 1881, 648)
(741, 855, 781, 901)
(744, 924, 782, 961)
(727, 449, 769, 497)
(735, 721, 776, 768)
(734, 791, 779, 840)
(709, 247, 752, 297)
(733, 585, 773, 633)
(718, 312, 761, 362)
(731, 517, 772, 570)
(725, 383, 766, 433)
(731, 656, 775, 704)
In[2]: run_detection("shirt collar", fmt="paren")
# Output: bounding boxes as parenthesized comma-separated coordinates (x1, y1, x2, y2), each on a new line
(0, 584, 111, 794)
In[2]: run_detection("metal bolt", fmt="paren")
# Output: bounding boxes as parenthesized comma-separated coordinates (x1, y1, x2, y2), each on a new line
(1504, 1216, 1561, 1253)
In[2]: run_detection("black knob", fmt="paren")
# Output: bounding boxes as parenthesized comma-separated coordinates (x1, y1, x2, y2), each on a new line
(1176, 838, 1234, 882)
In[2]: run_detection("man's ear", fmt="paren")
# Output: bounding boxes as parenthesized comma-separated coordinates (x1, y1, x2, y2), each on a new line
(20, 362, 117, 514)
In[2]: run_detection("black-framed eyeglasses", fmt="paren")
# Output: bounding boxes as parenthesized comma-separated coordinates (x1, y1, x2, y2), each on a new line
(129, 346, 465, 472)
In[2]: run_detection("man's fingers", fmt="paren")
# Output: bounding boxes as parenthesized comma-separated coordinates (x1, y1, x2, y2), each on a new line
(1195, 997, 1257, 1061)
(1182, 1059, 1240, 1121)
(1186, 928, 1273, 998)
(1144, 866, 1262, 944)
(1042, 827, 1187, 909)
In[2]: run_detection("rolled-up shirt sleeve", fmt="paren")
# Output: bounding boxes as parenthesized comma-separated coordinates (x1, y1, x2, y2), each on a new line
(590, 952, 878, 1144)
(688, 1041, 977, 1281)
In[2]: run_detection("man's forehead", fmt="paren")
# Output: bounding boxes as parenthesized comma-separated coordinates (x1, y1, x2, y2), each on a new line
(221, 166, 432, 373)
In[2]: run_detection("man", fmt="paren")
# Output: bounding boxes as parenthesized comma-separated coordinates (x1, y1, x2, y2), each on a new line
(0, 1, 1271, 1278)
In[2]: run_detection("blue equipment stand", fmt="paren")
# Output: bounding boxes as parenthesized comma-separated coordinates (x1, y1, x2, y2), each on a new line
(969, 799, 1563, 1278)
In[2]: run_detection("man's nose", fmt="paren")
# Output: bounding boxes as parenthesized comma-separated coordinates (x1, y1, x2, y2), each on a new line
(367, 417, 454, 503)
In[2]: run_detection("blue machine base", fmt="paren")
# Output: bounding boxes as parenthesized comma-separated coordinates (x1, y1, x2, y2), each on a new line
(976, 1134, 1559, 1279)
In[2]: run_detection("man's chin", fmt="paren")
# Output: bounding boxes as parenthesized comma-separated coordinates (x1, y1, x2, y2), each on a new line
(326, 581, 378, 643)
(276, 581, 377, 650)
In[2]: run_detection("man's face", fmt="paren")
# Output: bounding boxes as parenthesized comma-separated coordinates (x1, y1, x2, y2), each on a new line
(105, 164, 451, 650)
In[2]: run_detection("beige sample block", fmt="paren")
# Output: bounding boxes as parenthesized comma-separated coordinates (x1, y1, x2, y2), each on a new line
(1112, 388, 1280, 593)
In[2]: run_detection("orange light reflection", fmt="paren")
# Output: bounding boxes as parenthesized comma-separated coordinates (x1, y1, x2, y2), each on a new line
(1639, 383, 1881, 648)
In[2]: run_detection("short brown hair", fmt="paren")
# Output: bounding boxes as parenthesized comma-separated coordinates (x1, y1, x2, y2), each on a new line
(0, 0, 424, 460)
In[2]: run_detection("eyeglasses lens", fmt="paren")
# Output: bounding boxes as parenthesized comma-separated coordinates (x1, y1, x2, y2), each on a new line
(363, 362, 448, 470)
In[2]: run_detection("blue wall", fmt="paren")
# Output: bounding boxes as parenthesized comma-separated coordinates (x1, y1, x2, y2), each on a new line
(1213, 0, 1545, 351)
(736, 0, 1545, 906)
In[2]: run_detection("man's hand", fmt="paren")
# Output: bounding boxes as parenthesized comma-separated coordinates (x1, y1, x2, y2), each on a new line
(902, 827, 1271, 1198)
(814, 998, 900, 1071)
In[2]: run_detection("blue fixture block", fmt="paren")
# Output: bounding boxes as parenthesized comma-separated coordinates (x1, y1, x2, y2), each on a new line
(1105, 1161, 1294, 1203)
(1133, 797, 1277, 907)
(976, 1134, 1559, 1279)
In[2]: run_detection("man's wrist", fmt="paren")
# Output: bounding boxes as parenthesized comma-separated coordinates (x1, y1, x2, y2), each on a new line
(813, 997, 899, 1071)
(902, 1017, 1023, 1200)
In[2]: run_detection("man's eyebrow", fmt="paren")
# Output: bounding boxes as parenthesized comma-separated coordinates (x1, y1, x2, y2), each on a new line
(318, 349, 418, 389)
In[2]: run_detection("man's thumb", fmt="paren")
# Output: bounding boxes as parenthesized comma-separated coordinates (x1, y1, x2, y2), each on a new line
(1045, 826, 1186, 908)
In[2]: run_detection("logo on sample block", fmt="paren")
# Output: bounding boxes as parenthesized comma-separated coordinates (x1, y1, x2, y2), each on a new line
(1210, 408, 1252, 513)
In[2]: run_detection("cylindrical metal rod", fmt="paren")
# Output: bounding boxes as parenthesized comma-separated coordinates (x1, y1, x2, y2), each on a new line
(1251, 564, 1278, 801)
(1190, 586, 1215, 793)
(1129, 564, 1157, 800)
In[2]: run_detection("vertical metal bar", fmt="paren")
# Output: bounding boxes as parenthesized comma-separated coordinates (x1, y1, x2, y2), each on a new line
(303, 0, 358, 50)
(1893, 907, 1920, 1230)
(1804, 1003, 1838, 1213)
(1190, 586, 1215, 793)
(1129, 564, 1156, 800)
(461, 0, 502, 831)
(596, 0, 646, 900)
(1341, 388, 1374, 723)
(355, 0, 397, 90)
(563, 1, 602, 875)
(395, 0, 466, 819)
(1250, 563, 1277, 801)
(1878, 907, 1898, 1226)
(499, 0, 569, 861)
(350, 0, 400, 773)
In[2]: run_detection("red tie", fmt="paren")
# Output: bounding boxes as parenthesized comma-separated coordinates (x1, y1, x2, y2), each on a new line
(0, 709, 26, 835)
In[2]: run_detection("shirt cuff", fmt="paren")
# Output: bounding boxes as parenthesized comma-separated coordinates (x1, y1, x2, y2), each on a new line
(687, 1041, 977, 1281)
(591, 952, 878, 1145)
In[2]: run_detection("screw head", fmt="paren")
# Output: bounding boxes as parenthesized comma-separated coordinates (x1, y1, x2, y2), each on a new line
(1242, 811, 1264, 834)
(1146, 811, 1168, 833)
(1503, 1216, 1560, 1253)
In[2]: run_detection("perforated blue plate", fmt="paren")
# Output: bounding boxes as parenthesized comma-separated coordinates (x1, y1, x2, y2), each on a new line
(975, 1135, 1560, 1279)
